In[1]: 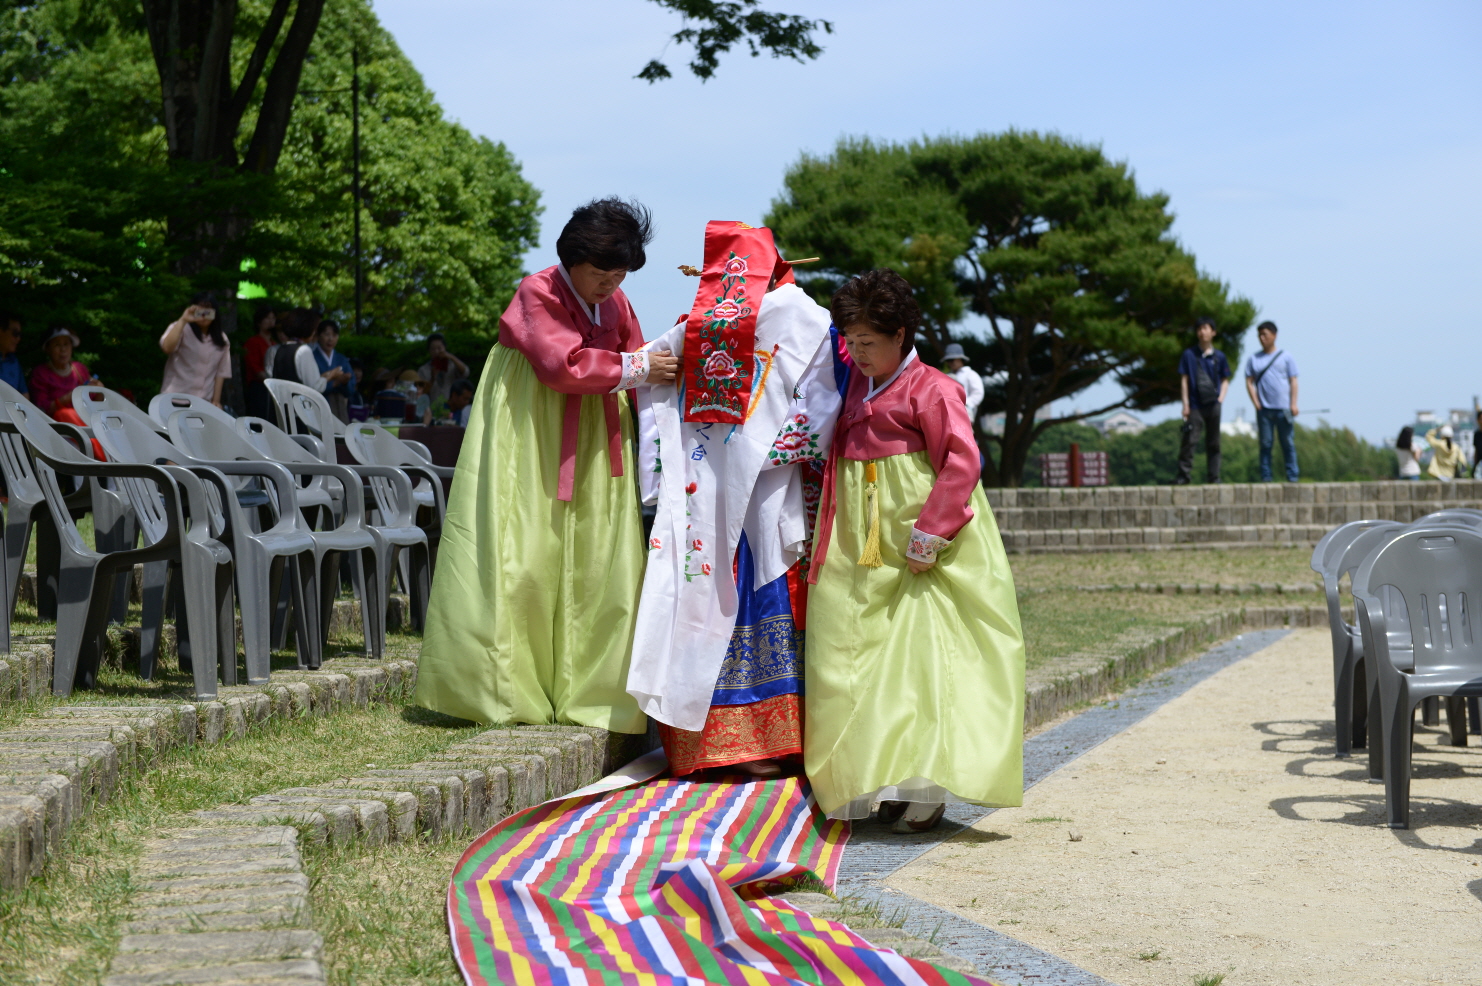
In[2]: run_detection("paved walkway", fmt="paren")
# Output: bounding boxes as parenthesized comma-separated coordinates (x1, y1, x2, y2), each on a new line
(891, 628, 1482, 986)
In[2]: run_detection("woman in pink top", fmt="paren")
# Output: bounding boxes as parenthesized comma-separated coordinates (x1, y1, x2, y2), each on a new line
(29, 326, 96, 415)
(794, 269, 1025, 833)
(159, 293, 233, 405)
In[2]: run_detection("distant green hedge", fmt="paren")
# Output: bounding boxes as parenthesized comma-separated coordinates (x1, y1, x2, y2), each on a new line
(1019, 418, 1397, 486)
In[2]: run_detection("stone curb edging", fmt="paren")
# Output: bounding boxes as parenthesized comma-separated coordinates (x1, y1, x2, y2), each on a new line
(103, 723, 649, 985)
(1025, 605, 1340, 733)
(0, 659, 418, 891)
(1023, 581, 1322, 597)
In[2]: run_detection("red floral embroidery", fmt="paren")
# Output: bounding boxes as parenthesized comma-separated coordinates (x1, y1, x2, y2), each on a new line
(685, 482, 698, 494)
(649, 538, 662, 550)
(722, 257, 748, 277)
(701, 563, 712, 575)
(691, 539, 704, 551)
(703, 350, 738, 380)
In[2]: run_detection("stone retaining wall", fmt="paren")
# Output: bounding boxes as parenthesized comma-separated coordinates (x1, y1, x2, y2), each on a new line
(987, 479, 1482, 553)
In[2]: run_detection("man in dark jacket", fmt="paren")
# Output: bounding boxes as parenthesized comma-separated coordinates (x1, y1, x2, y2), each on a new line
(1174, 317, 1231, 484)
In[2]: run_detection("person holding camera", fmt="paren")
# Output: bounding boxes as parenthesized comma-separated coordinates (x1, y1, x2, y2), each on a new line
(160, 293, 232, 406)
(1174, 316, 1230, 485)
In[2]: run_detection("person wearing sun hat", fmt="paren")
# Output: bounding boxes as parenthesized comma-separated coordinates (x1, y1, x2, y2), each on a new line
(940, 342, 984, 425)
(1425, 423, 1464, 480)
(29, 325, 98, 416)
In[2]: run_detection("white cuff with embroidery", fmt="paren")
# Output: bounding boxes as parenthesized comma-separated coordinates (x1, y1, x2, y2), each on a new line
(612, 351, 650, 392)
(906, 527, 951, 564)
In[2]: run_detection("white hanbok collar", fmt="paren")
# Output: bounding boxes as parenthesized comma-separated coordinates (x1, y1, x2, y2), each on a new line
(865, 348, 917, 402)
(557, 264, 601, 327)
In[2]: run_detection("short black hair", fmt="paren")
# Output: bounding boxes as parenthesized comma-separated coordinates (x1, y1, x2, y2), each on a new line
(282, 307, 316, 340)
(317, 319, 340, 336)
(426, 332, 446, 348)
(830, 269, 920, 357)
(1194, 316, 1217, 332)
(555, 197, 653, 272)
(1257, 320, 1278, 335)
(450, 379, 475, 397)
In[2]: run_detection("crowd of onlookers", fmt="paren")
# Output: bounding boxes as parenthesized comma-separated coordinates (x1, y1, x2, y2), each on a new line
(0, 298, 477, 429)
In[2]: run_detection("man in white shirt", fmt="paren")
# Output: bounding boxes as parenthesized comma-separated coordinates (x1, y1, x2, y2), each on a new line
(941, 343, 984, 423)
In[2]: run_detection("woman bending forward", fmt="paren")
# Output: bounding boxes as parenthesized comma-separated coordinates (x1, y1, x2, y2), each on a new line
(802, 269, 1025, 832)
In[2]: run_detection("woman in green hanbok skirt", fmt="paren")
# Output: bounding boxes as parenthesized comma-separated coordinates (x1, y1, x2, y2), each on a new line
(797, 269, 1025, 832)
(415, 199, 677, 731)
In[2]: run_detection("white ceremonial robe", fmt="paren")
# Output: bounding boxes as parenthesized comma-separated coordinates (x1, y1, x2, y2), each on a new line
(627, 283, 831, 731)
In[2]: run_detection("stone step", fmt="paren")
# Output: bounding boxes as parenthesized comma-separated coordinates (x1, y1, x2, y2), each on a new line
(103, 827, 325, 985)
(0, 659, 417, 889)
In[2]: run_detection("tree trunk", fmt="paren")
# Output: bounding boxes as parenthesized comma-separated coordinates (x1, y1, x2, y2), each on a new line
(140, 0, 326, 283)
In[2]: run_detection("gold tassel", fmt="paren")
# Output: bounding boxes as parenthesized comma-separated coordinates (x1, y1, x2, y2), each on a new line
(858, 460, 884, 567)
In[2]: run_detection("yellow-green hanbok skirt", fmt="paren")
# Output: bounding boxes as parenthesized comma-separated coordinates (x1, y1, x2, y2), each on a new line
(414, 344, 647, 733)
(805, 452, 1025, 818)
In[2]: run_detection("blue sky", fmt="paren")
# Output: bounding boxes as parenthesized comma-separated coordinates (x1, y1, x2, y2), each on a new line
(374, 0, 1481, 443)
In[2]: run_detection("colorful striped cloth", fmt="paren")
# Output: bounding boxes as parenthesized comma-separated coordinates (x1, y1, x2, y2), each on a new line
(449, 768, 997, 986)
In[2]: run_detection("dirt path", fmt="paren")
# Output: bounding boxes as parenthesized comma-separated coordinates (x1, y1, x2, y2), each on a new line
(891, 628, 1482, 986)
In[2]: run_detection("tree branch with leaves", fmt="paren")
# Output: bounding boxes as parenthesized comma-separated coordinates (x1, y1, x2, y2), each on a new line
(639, 0, 831, 81)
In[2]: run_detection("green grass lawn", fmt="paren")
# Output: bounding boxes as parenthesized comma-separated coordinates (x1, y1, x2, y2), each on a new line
(1008, 544, 1317, 591)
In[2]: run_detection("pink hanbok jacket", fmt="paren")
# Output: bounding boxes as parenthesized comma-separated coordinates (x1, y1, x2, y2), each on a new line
(496, 265, 649, 500)
(812, 353, 978, 580)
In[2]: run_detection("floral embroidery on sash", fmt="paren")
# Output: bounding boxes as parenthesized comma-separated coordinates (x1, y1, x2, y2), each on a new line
(906, 527, 951, 564)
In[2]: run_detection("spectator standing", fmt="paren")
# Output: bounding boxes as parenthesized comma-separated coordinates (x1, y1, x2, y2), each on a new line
(30, 326, 96, 415)
(289, 316, 351, 403)
(305, 319, 353, 422)
(1244, 320, 1300, 482)
(418, 333, 469, 403)
(1425, 424, 1463, 480)
(1174, 317, 1231, 485)
(1395, 426, 1422, 480)
(940, 343, 984, 423)
(0, 312, 28, 395)
(447, 379, 474, 426)
(160, 294, 233, 405)
(242, 305, 277, 418)
(270, 308, 314, 384)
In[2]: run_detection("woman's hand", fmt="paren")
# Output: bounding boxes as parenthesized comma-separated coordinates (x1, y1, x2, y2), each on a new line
(647, 350, 679, 385)
(907, 558, 936, 575)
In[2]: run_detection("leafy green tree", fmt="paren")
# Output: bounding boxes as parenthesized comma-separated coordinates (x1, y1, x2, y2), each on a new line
(766, 132, 1257, 487)
(248, 0, 539, 354)
(0, 0, 536, 400)
(640, 1, 832, 81)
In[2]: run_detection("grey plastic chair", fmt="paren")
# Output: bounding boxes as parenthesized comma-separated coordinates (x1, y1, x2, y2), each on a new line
(237, 417, 431, 647)
(1311, 520, 1404, 757)
(265, 379, 346, 442)
(343, 421, 449, 575)
(90, 410, 320, 680)
(5, 399, 234, 698)
(1354, 525, 1482, 828)
(167, 410, 378, 662)
(1416, 509, 1482, 528)
(0, 382, 127, 630)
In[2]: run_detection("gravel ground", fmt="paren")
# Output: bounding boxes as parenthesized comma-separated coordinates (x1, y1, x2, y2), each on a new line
(890, 628, 1482, 986)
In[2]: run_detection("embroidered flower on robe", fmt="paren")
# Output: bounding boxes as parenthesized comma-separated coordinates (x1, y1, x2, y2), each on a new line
(649, 538, 662, 550)
(691, 539, 704, 551)
(686, 482, 698, 494)
(701, 563, 712, 575)
(722, 257, 748, 277)
(709, 299, 745, 324)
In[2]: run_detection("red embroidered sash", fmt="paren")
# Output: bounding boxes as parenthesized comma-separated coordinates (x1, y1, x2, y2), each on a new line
(681, 221, 779, 424)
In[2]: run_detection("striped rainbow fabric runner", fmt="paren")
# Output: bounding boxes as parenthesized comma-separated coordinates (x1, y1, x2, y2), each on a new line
(449, 770, 997, 985)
